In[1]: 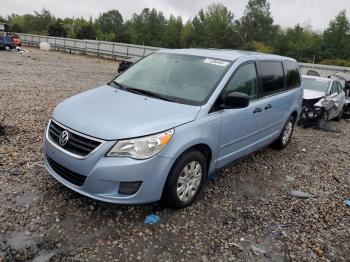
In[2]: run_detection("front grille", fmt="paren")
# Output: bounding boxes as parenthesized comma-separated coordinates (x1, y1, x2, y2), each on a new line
(302, 98, 320, 108)
(49, 120, 101, 157)
(47, 155, 86, 187)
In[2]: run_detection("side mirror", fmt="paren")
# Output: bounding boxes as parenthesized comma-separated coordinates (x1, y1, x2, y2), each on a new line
(222, 91, 250, 109)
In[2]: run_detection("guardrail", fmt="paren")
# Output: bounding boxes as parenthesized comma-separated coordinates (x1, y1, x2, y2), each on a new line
(16, 33, 350, 76)
(299, 62, 350, 77)
(17, 33, 160, 60)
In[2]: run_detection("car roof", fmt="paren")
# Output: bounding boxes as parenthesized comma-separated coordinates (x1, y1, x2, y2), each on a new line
(334, 73, 350, 82)
(302, 75, 333, 82)
(157, 48, 295, 62)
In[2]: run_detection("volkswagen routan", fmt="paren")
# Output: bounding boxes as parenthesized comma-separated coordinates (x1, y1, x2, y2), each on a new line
(44, 49, 302, 208)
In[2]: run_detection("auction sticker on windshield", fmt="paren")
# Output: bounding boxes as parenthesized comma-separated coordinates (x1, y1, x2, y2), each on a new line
(203, 58, 229, 67)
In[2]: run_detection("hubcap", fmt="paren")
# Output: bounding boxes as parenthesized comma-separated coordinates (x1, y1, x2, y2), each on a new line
(282, 121, 293, 145)
(176, 161, 202, 202)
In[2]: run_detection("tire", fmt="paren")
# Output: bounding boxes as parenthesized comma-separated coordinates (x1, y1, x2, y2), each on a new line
(162, 150, 207, 208)
(272, 115, 295, 150)
(334, 107, 344, 121)
(4, 45, 11, 51)
(316, 111, 328, 129)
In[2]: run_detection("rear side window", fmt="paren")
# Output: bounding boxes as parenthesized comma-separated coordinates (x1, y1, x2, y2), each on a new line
(284, 61, 301, 89)
(260, 61, 284, 96)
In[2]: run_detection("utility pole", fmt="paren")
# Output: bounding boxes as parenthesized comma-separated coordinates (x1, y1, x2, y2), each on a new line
(72, 16, 75, 36)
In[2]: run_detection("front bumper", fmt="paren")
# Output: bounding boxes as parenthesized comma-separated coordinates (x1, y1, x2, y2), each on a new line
(43, 126, 175, 204)
(298, 107, 323, 125)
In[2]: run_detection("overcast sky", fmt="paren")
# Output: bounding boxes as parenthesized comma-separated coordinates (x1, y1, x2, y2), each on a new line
(1, 0, 349, 31)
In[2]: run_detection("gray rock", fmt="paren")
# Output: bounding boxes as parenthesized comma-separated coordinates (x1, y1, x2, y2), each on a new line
(202, 255, 209, 262)
(250, 245, 266, 256)
(286, 176, 295, 182)
(288, 190, 314, 198)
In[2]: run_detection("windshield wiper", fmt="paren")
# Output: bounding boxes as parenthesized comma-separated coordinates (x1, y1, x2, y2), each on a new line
(110, 81, 173, 102)
(122, 87, 174, 102)
(111, 81, 126, 90)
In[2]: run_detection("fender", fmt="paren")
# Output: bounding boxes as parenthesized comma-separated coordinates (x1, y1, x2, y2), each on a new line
(159, 114, 221, 173)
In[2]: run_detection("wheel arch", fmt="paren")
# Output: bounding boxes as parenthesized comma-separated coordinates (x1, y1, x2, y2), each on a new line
(170, 143, 213, 174)
(291, 110, 298, 123)
(185, 143, 212, 170)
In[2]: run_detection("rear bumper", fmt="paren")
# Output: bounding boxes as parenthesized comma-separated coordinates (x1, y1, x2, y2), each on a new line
(43, 126, 175, 204)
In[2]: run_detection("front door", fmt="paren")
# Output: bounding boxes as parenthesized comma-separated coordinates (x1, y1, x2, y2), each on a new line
(217, 62, 267, 168)
(328, 81, 346, 119)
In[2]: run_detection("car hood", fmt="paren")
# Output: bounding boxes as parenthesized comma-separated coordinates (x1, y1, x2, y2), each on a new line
(303, 89, 325, 100)
(53, 85, 200, 140)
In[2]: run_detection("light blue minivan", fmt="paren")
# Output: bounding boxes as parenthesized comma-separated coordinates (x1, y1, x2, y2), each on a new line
(44, 49, 302, 208)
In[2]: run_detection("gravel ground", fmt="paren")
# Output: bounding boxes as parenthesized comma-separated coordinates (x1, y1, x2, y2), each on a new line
(1, 48, 350, 262)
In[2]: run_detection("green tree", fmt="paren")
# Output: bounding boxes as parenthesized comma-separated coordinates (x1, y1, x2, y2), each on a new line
(8, 9, 55, 34)
(76, 18, 96, 40)
(61, 18, 74, 38)
(161, 15, 183, 48)
(277, 24, 321, 62)
(248, 41, 273, 53)
(10, 23, 22, 32)
(72, 17, 89, 38)
(48, 19, 67, 37)
(127, 8, 166, 46)
(181, 20, 194, 47)
(191, 3, 237, 48)
(235, 0, 278, 47)
(322, 10, 350, 60)
(0, 16, 6, 23)
(8, 14, 24, 33)
(205, 3, 236, 48)
(191, 10, 207, 47)
(96, 10, 124, 41)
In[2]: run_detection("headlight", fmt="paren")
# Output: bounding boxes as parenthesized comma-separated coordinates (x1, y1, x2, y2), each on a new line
(308, 111, 315, 118)
(107, 129, 174, 159)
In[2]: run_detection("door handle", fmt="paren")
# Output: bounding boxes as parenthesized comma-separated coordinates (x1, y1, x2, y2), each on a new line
(265, 104, 272, 110)
(253, 108, 263, 114)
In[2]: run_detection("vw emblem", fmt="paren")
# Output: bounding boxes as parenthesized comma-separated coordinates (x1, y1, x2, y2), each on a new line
(59, 130, 70, 147)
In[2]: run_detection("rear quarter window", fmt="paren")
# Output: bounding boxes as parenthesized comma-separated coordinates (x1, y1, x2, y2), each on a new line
(259, 61, 284, 96)
(283, 61, 301, 89)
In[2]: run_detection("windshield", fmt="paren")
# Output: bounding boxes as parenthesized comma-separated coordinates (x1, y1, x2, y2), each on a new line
(114, 53, 232, 105)
(302, 77, 330, 93)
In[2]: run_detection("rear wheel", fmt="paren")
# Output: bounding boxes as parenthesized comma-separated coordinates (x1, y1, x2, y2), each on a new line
(4, 45, 11, 51)
(162, 150, 206, 208)
(272, 115, 295, 150)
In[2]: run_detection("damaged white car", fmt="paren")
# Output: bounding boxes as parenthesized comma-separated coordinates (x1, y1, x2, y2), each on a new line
(299, 75, 346, 129)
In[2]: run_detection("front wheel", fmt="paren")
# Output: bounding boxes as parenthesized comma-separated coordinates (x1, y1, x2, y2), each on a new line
(316, 111, 328, 129)
(162, 150, 207, 208)
(272, 116, 295, 150)
(334, 107, 344, 121)
(4, 45, 11, 51)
